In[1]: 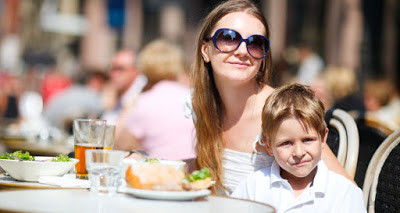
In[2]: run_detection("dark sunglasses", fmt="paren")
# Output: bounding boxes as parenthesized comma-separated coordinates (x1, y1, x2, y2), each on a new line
(205, 28, 270, 59)
(110, 65, 128, 72)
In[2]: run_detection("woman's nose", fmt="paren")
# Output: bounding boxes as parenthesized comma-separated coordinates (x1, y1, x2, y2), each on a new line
(233, 41, 248, 57)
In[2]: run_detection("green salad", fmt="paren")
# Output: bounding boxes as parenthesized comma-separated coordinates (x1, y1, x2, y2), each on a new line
(51, 154, 71, 162)
(144, 158, 160, 163)
(186, 167, 211, 182)
(0, 150, 35, 161)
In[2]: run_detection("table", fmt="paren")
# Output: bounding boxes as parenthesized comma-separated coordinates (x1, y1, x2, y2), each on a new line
(0, 189, 276, 213)
(0, 137, 73, 156)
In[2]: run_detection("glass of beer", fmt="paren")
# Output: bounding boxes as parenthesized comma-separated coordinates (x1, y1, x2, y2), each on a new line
(104, 125, 116, 150)
(73, 119, 106, 179)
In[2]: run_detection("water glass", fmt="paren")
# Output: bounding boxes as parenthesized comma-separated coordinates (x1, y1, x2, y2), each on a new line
(73, 119, 107, 180)
(86, 149, 125, 195)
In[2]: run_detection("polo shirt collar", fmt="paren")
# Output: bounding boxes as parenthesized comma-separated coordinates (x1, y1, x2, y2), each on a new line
(311, 160, 329, 196)
(270, 160, 289, 187)
(269, 159, 328, 196)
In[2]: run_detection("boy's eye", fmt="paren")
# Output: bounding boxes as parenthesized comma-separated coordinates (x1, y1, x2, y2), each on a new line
(303, 138, 315, 142)
(281, 141, 292, 146)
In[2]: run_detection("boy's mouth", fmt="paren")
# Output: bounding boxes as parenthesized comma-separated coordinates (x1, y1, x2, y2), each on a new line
(292, 160, 309, 166)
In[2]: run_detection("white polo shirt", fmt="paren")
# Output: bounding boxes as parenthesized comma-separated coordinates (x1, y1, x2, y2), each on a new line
(231, 160, 366, 213)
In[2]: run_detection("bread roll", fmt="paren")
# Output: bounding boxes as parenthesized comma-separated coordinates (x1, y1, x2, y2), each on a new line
(125, 163, 185, 191)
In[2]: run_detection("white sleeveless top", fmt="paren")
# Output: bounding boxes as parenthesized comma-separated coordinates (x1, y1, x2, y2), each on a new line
(219, 149, 273, 196)
(184, 93, 273, 195)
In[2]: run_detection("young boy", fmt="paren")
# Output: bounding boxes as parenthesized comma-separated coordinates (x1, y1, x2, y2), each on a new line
(231, 83, 366, 212)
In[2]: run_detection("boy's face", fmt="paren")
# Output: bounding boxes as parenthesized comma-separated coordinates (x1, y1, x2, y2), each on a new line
(265, 117, 327, 181)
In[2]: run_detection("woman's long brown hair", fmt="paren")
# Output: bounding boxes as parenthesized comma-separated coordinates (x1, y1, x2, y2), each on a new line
(191, 0, 273, 193)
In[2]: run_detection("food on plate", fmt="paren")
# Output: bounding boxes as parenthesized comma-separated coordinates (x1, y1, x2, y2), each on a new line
(0, 150, 35, 161)
(126, 163, 185, 191)
(144, 158, 159, 163)
(182, 167, 212, 191)
(125, 163, 212, 191)
(51, 154, 71, 162)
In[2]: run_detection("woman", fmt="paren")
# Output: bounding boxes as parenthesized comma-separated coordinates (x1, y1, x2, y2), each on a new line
(189, 0, 351, 195)
(115, 39, 196, 161)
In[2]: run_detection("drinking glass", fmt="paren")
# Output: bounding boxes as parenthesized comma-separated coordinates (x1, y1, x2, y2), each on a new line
(103, 125, 116, 150)
(73, 119, 106, 179)
(86, 149, 125, 195)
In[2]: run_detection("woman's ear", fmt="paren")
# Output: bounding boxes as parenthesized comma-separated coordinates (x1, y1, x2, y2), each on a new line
(201, 41, 210, 63)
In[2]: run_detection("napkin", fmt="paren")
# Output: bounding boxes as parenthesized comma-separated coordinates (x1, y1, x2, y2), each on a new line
(38, 174, 90, 188)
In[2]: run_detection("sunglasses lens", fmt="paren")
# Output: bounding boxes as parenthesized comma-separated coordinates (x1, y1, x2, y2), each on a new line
(215, 30, 242, 52)
(247, 35, 269, 59)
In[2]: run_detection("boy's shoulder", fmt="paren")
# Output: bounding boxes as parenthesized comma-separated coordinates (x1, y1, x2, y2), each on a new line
(246, 167, 272, 182)
(244, 161, 279, 185)
(326, 169, 362, 191)
(317, 161, 363, 197)
(313, 162, 366, 211)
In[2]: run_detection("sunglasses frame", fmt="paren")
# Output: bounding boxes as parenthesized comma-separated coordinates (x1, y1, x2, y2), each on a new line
(205, 28, 270, 59)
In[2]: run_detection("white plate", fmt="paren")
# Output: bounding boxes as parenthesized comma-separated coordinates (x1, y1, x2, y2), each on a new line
(122, 187, 210, 200)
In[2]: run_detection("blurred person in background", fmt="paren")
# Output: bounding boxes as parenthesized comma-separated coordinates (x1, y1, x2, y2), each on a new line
(114, 39, 195, 161)
(364, 77, 400, 130)
(41, 69, 72, 106)
(101, 49, 147, 126)
(309, 74, 333, 110)
(43, 70, 107, 133)
(0, 73, 22, 119)
(320, 66, 365, 116)
(295, 45, 325, 86)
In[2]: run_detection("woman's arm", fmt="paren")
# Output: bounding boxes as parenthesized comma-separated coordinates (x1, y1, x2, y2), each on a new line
(113, 126, 141, 151)
(182, 158, 196, 173)
(322, 145, 356, 184)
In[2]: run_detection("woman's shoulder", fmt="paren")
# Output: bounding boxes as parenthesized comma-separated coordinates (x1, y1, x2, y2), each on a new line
(260, 84, 275, 97)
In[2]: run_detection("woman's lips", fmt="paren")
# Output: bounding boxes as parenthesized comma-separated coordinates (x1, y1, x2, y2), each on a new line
(229, 62, 249, 68)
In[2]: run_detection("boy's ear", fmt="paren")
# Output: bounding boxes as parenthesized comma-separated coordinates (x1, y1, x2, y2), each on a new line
(262, 138, 274, 156)
(321, 128, 329, 149)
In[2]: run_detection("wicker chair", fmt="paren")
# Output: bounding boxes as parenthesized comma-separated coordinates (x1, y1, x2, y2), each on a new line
(325, 108, 360, 178)
(326, 115, 348, 165)
(363, 128, 400, 210)
(354, 117, 388, 188)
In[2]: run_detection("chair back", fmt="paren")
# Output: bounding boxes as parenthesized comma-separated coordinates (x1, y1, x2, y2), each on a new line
(354, 118, 388, 187)
(325, 108, 360, 178)
(363, 127, 400, 210)
(326, 118, 347, 165)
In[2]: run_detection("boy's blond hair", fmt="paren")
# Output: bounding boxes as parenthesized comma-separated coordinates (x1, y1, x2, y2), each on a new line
(261, 83, 327, 147)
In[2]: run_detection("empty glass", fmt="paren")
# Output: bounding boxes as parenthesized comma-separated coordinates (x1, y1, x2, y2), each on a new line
(85, 149, 125, 195)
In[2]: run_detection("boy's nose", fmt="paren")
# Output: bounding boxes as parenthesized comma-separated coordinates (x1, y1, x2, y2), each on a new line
(292, 143, 306, 157)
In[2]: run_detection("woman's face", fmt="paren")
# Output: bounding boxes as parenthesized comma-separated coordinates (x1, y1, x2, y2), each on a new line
(201, 12, 266, 86)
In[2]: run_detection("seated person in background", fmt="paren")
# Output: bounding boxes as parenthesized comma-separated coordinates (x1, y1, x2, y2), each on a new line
(114, 39, 196, 161)
(321, 66, 365, 117)
(232, 83, 365, 212)
(295, 44, 325, 86)
(0, 73, 21, 119)
(101, 49, 147, 126)
(44, 70, 107, 133)
(363, 77, 400, 130)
